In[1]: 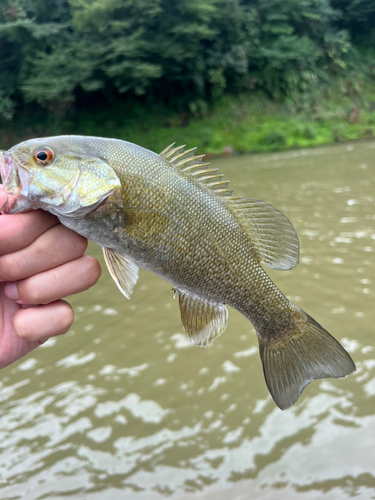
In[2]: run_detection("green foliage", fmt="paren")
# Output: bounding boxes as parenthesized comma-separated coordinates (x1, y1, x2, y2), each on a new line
(0, 0, 374, 120)
(332, 0, 375, 44)
(3, 88, 375, 157)
(263, 129, 287, 146)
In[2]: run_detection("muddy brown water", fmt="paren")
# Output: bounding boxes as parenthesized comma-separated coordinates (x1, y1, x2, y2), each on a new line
(0, 142, 374, 500)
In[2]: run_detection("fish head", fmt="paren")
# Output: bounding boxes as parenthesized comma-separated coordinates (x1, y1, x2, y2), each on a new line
(0, 136, 122, 217)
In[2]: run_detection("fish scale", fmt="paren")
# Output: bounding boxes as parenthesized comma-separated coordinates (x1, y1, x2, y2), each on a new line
(0, 135, 356, 410)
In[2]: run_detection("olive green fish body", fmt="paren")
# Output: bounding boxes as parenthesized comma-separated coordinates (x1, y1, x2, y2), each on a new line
(0, 135, 355, 410)
(59, 142, 286, 334)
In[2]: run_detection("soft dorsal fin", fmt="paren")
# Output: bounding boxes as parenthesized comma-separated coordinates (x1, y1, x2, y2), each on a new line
(160, 144, 299, 270)
(223, 197, 299, 270)
(173, 288, 228, 347)
(160, 143, 233, 197)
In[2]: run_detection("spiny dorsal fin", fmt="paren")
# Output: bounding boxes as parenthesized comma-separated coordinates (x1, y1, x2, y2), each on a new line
(160, 144, 298, 270)
(223, 197, 300, 270)
(160, 144, 233, 197)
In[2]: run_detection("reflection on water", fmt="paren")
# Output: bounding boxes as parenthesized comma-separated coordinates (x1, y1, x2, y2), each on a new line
(0, 142, 374, 499)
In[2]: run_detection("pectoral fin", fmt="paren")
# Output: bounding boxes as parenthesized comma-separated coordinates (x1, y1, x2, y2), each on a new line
(103, 248, 139, 299)
(174, 289, 228, 347)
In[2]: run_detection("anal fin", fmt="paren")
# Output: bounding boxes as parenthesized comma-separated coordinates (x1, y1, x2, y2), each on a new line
(174, 289, 228, 347)
(103, 248, 139, 299)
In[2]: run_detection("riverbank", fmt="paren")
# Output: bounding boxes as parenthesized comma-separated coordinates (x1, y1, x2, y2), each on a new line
(2, 88, 375, 155)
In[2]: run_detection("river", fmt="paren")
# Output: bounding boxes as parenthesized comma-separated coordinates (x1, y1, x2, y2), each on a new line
(0, 141, 374, 500)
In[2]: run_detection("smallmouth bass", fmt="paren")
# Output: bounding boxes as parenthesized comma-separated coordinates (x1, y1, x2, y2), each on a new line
(0, 136, 355, 409)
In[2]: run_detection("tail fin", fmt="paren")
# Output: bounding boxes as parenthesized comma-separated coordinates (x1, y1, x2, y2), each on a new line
(259, 313, 356, 410)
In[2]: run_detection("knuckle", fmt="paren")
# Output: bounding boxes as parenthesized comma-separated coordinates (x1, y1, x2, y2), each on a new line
(0, 254, 25, 281)
(13, 314, 30, 340)
(19, 280, 42, 304)
(71, 233, 88, 255)
(84, 256, 102, 285)
(78, 235, 89, 253)
(58, 302, 74, 333)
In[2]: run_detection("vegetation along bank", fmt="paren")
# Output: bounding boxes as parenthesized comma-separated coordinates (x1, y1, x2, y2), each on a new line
(1, 0, 375, 154)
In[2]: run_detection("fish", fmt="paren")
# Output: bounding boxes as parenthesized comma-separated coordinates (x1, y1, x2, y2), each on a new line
(0, 135, 356, 409)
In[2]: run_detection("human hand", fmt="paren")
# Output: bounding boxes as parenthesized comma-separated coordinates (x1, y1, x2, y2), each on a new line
(0, 185, 101, 369)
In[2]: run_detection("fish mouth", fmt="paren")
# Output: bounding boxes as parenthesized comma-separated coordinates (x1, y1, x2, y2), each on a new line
(0, 150, 14, 187)
(0, 149, 121, 218)
(0, 150, 34, 214)
(0, 193, 36, 214)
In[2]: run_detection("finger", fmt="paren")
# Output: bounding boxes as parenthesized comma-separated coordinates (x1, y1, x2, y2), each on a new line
(13, 300, 74, 341)
(5, 255, 102, 305)
(0, 210, 59, 256)
(0, 281, 39, 370)
(0, 224, 88, 281)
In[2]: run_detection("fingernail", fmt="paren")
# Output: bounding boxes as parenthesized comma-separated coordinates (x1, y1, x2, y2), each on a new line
(5, 282, 19, 300)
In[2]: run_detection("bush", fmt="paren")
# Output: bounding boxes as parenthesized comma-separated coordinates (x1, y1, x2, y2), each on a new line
(264, 130, 287, 146)
(0, 0, 374, 121)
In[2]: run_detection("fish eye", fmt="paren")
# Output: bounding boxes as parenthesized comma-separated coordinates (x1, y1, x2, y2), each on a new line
(33, 147, 54, 166)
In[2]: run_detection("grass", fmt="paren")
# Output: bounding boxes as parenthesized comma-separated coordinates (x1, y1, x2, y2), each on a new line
(1, 86, 375, 155)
